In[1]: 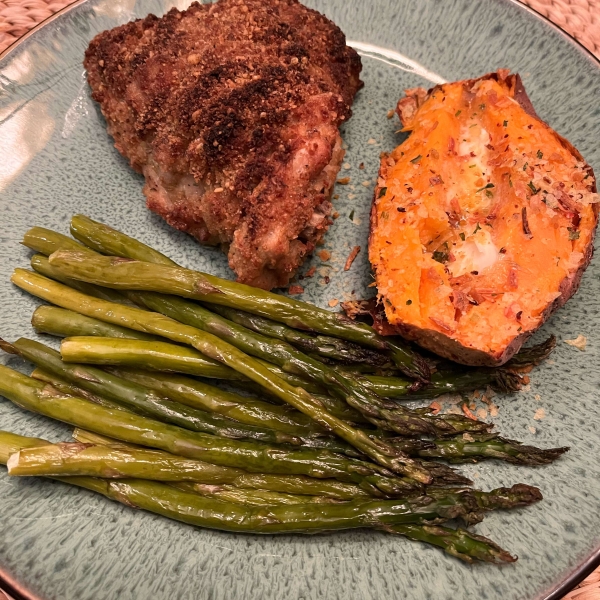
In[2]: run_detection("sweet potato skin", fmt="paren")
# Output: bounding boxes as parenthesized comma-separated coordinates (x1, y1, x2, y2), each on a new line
(369, 71, 598, 366)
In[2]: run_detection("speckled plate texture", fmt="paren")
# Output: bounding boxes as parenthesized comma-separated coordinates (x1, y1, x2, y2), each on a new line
(0, 1, 599, 599)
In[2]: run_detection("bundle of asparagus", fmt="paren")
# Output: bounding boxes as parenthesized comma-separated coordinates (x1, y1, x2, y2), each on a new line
(0, 215, 568, 564)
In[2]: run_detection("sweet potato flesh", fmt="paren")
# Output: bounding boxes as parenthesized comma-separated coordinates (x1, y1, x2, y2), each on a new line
(370, 74, 598, 364)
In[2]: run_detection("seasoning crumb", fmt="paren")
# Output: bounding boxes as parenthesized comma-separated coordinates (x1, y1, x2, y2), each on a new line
(565, 334, 587, 351)
(328, 298, 339, 308)
(344, 246, 361, 271)
(333, 194, 339, 200)
(332, 211, 340, 219)
(429, 401, 442, 415)
(336, 177, 350, 185)
(476, 408, 488, 420)
(387, 109, 395, 119)
(348, 194, 356, 200)
(288, 285, 304, 295)
(367, 138, 377, 145)
(305, 266, 316, 278)
(343, 162, 351, 170)
(461, 403, 478, 421)
(528, 426, 537, 434)
(318, 249, 331, 261)
(534, 394, 541, 402)
(361, 180, 371, 187)
(485, 386, 496, 399)
(359, 162, 365, 170)
(462, 432, 475, 442)
(368, 281, 377, 288)
(533, 408, 546, 421)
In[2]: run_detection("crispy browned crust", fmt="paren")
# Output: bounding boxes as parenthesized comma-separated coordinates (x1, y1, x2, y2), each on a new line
(84, 0, 362, 289)
(368, 71, 598, 366)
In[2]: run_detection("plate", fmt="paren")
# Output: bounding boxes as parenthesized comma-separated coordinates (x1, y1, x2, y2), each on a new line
(0, 1, 599, 599)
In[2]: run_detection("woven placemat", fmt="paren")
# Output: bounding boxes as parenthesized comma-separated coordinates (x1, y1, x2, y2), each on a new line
(0, 0, 598, 599)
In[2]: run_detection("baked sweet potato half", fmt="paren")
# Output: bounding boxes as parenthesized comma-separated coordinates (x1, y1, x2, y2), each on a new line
(369, 71, 598, 366)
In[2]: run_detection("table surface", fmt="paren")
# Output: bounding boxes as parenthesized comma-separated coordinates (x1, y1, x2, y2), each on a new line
(0, 1, 598, 600)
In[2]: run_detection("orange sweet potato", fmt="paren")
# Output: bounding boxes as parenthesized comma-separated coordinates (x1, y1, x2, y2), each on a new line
(369, 71, 598, 366)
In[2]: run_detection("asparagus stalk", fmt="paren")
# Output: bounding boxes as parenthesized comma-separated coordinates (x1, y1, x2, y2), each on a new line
(32, 305, 160, 342)
(0, 432, 525, 561)
(105, 366, 326, 436)
(59, 334, 244, 381)
(31, 367, 127, 411)
(35, 305, 522, 404)
(32, 309, 321, 392)
(72, 428, 146, 450)
(23, 226, 91, 257)
(0, 430, 52, 462)
(0, 434, 539, 533)
(208, 304, 391, 367)
(364, 368, 523, 399)
(5, 442, 346, 490)
(11, 270, 430, 482)
(38, 362, 350, 452)
(6, 444, 339, 504)
(71, 428, 370, 500)
(125, 291, 475, 437)
(0, 364, 416, 495)
(385, 524, 516, 564)
(30, 253, 132, 306)
(171, 482, 339, 505)
(59, 333, 492, 440)
(66, 215, 431, 381)
(6, 337, 339, 448)
(389, 435, 569, 466)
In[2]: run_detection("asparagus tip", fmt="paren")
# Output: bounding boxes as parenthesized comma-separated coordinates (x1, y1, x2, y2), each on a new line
(507, 336, 557, 370)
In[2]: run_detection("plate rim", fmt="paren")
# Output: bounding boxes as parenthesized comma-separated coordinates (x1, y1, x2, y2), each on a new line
(0, 1, 599, 599)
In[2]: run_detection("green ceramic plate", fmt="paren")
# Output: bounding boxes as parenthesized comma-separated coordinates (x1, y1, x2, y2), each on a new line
(0, 1, 599, 599)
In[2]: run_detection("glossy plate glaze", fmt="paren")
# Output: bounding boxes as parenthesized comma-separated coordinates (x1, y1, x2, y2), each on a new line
(0, 1, 599, 599)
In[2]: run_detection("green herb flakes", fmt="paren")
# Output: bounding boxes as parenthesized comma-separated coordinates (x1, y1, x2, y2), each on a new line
(527, 181, 539, 195)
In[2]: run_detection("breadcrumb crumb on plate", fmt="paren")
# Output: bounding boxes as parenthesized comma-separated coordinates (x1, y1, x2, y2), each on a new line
(344, 245, 361, 270)
(565, 334, 587, 351)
